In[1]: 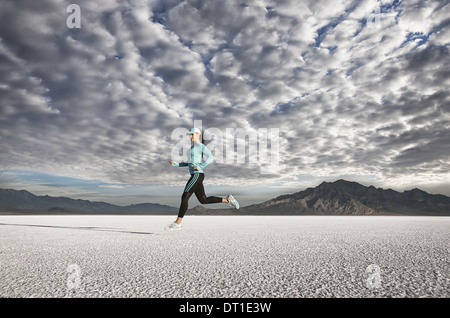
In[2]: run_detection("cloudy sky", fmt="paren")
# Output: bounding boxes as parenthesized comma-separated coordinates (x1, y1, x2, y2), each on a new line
(0, 0, 449, 207)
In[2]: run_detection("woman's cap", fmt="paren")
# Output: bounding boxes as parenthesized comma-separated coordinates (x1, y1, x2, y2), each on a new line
(187, 127, 202, 135)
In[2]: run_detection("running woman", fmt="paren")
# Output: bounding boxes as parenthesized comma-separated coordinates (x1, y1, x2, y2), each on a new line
(166, 127, 239, 231)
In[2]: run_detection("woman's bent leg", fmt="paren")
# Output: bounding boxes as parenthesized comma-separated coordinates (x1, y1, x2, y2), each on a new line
(194, 178, 222, 204)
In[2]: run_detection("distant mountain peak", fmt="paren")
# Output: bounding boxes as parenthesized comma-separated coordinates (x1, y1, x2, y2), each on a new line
(243, 180, 450, 216)
(318, 179, 366, 189)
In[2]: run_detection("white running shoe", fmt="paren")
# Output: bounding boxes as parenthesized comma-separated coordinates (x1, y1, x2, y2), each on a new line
(227, 194, 239, 209)
(165, 221, 183, 231)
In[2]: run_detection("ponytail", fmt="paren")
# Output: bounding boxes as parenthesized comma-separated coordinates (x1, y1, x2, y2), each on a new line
(201, 130, 204, 160)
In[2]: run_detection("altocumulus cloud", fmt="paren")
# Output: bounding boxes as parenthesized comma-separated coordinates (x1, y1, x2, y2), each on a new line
(0, 0, 449, 200)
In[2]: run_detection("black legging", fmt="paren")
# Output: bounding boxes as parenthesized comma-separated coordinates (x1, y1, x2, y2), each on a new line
(178, 173, 222, 218)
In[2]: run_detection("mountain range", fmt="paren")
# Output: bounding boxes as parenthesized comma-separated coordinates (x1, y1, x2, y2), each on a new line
(1, 179, 449, 215)
(0, 188, 177, 214)
(238, 179, 450, 216)
(187, 179, 450, 216)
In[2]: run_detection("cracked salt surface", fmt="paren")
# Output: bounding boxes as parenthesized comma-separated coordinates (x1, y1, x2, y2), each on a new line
(0, 215, 448, 298)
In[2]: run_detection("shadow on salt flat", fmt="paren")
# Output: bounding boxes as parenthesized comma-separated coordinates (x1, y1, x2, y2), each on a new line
(0, 223, 158, 235)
